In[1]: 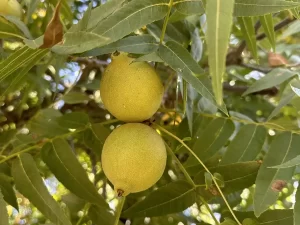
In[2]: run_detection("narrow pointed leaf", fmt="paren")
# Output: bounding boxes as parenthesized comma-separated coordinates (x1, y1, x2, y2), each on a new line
(82, 35, 158, 57)
(243, 68, 297, 96)
(55, 112, 89, 129)
(238, 17, 258, 62)
(54, 0, 169, 54)
(206, 0, 234, 105)
(270, 155, 300, 168)
(259, 14, 276, 51)
(158, 41, 228, 114)
(12, 153, 71, 225)
(0, 174, 18, 210)
(122, 180, 196, 217)
(221, 125, 266, 165)
(193, 118, 235, 161)
(41, 139, 107, 207)
(254, 132, 300, 217)
(0, 190, 9, 225)
(234, 0, 300, 16)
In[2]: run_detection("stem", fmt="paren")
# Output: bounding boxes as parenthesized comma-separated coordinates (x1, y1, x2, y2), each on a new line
(0, 145, 38, 165)
(114, 197, 126, 225)
(165, 144, 194, 186)
(159, 0, 174, 44)
(76, 203, 91, 225)
(199, 196, 220, 225)
(154, 124, 242, 225)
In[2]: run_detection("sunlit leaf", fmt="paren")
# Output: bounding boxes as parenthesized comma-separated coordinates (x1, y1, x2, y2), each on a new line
(221, 125, 266, 165)
(12, 153, 72, 225)
(259, 14, 276, 51)
(234, 0, 300, 16)
(254, 132, 300, 217)
(122, 180, 196, 217)
(41, 139, 108, 206)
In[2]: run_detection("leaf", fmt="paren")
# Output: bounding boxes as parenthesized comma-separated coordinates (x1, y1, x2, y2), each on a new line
(135, 51, 163, 62)
(41, 139, 108, 207)
(55, 112, 89, 129)
(54, 0, 169, 54)
(221, 125, 267, 165)
(192, 118, 235, 162)
(280, 20, 300, 39)
(41, 0, 63, 48)
(0, 16, 24, 39)
(62, 92, 90, 104)
(195, 161, 260, 195)
(158, 41, 228, 115)
(82, 35, 159, 57)
(267, 91, 295, 121)
(12, 153, 72, 225)
(0, 190, 9, 225)
(0, 129, 17, 148)
(122, 180, 196, 217)
(86, 0, 128, 30)
(83, 123, 110, 156)
(0, 174, 18, 210)
(243, 68, 297, 96)
(295, 185, 300, 225)
(69, 3, 92, 32)
(238, 17, 258, 62)
(259, 14, 276, 51)
(28, 108, 69, 138)
(254, 132, 300, 217)
(4, 16, 32, 39)
(270, 155, 300, 168)
(206, 0, 234, 105)
(234, 0, 300, 16)
(173, 0, 205, 17)
(242, 218, 259, 225)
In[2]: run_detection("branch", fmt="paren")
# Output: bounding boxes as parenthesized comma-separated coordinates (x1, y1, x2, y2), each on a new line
(223, 83, 278, 96)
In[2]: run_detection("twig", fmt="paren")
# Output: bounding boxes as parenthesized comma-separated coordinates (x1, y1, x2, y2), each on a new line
(76, 203, 91, 225)
(114, 197, 126, 225)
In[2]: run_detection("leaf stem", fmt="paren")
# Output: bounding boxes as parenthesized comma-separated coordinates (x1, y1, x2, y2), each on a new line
(165, 143, 194, 186)
(159, 0, 174, 44)
(154, 124, 242, 225)
(199, 196, 220, 225)
(114, 197, 126, 225)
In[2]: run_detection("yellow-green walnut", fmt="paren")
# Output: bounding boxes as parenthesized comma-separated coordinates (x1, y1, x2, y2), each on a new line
(0, 0, 22, 18)
(100, 53, 164, 122)
(101, 123, 167, 196)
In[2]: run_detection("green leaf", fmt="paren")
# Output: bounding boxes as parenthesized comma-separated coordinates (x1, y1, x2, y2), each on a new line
(41, 139, 107, 206)
(238, 17, 258, 63)
(173, 0, 205, 18)
(270, 155, 300, 168)
(206, 0, 234, 105)
(242, 218, 259, 225)
(28, 109, 69, 138)
(259, 14, 276, 51)
(234, 0, 300, 16)
(55, 112, 90, 129)
(0, 174, 18, 210)
(158, 41, 228, 115)
(267, 91, 295, 121)
(195, 161, 260, 195)
(54, 0, 169, 54)
(4, 16, 32, 39)
(254, 132, 300, 217)
(62, 92, 90, 104)
(122, 180, 196, 217)
(12, 153, 72, 225)
(243, 68, 297, 96)
(0, 129, 17, 148)
(258, 209, 293, 225)
(0, 16, 24, 39)
(220, 218, 237, 225)
(83, 123, 110, 157)
(135, 51, 163, 62)
(86, 0, 128, 30)
(221, 125, 267, 165)
(69, 3, 92, 32)
(192, 118, 235, 162)
(82, 35, 159, 57)
(280, 20, 300, 39)
(295, 185, 300, 225)
(0, 190, 9, 225)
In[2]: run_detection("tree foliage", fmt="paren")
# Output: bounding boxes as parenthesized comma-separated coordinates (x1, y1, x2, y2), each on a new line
(1, 0, 300, 225)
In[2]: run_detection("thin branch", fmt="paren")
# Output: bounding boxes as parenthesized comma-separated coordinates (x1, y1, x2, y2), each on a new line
(114, 197, 126, 225)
